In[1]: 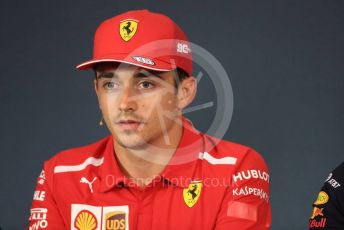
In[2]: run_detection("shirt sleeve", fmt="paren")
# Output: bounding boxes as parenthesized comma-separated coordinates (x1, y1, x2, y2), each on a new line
(214, 148, 271, 230)
(309, 162, 344, 229)
(27, 161, 66, 230)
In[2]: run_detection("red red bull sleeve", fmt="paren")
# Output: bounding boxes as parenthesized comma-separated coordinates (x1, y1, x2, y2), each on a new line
(214, 149, 271, 229)
(27, 161, 66, 230)
(309, 162, 344, 229)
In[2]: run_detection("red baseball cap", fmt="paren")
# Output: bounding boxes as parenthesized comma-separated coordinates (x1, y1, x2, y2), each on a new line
(76, 9, 192, 76)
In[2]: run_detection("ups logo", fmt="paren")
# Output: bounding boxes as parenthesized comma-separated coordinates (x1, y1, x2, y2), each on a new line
(105, 211, 126, 230)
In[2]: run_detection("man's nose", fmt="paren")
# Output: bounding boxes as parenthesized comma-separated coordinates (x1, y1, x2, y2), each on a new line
(119, 86, 138, 112)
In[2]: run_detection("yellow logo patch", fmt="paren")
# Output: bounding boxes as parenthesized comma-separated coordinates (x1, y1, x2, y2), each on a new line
(183, 180, 202, 208)
(119, 19, 138, 42)
(74, 210, 98, 230)
(104, 211, 126, 230)
(314, 191, 329, 205)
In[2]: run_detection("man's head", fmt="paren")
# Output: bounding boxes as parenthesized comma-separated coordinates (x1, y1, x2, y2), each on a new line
(93, 62, 196, 149)
(77, 9, 196, 149)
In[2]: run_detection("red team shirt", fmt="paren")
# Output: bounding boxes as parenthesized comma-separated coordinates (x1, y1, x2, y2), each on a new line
(28, 118, 271, 229)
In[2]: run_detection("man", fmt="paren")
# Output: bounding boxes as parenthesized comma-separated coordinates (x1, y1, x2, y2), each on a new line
(27, 9, 271, 229)
(309, 162, 344, 229)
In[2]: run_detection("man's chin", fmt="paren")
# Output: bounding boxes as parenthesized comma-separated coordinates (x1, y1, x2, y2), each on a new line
(115, 138, 148, 150)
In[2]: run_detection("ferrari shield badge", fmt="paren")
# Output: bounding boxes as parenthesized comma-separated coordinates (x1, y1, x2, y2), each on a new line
(119, 19, 138, 41)
(183, 180, 202, 208)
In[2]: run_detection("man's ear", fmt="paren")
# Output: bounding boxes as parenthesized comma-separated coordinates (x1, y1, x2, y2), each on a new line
(177, 76, 197, 110)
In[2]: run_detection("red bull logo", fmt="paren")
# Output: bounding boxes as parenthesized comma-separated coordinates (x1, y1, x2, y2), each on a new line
(310, 207, 324, 219)
(309, 218, 327, 228)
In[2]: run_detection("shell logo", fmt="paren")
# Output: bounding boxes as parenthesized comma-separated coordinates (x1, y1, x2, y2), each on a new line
(74, 210, 98, 230)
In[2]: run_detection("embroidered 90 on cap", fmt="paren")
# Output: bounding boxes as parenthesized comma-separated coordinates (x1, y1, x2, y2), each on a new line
(76, 9, 193, 76)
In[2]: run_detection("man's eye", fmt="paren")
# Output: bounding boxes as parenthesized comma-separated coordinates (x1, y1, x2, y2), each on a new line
(138, 81, 154, 89)
(103, 82, 118, 89)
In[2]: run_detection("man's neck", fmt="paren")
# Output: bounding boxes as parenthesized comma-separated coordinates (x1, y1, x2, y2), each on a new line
(113, 120, 183, 187)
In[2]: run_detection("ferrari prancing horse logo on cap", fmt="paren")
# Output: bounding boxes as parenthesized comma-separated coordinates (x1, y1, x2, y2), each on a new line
(183, 180, 202, 208)
(120, 19, 138, 42)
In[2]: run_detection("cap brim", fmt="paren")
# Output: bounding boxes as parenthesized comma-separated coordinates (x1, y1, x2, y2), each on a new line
(76, 55, 175, 72)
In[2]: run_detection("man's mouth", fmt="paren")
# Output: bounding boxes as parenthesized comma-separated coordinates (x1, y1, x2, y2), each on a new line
(117, 119, 141, 124)
(115, 119, 144, 131)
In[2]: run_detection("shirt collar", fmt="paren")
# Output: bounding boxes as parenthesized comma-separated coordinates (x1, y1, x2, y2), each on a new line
(160, 117, 205, 188)
(99, 116, 205, 192)
(99, 136, 128, 192)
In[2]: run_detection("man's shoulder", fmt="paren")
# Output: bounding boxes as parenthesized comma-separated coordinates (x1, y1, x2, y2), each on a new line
(333, 162, 344, 176)
(45, 135, 112, 166)
(200, 134, 269, 174)
(197, 134, 270, 184)
(325, 161, 344, 189)
(203, 134, 262, 162)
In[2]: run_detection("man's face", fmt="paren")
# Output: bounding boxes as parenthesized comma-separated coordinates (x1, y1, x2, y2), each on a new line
(94, 62, 185, 149)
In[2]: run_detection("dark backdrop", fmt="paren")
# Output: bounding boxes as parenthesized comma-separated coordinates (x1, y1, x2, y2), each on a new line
(1, 0, 344, 229)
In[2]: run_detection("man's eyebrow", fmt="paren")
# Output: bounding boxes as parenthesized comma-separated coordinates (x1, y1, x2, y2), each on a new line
(134, 69, 163, 79)
(97, 72, 116, 79)
(96, 69, 166, 80)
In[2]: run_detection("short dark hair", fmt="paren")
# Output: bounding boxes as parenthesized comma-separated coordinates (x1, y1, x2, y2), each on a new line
(174, 68, 190, 87)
